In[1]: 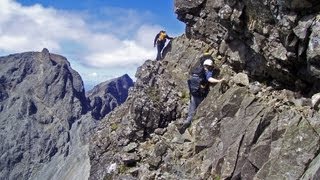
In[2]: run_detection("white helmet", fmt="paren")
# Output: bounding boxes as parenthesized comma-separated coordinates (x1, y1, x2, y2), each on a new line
(203, 59, 213, 66)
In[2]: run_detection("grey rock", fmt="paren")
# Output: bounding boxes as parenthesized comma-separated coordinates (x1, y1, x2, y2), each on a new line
(154, 141, 169, 157)
(311, 93, 320, 109)
(293, 15, 315, 40)
(301, 153, 320, 180)
(292, 97, 312, 107)
(249, 81, 263, 94)
(0, 49, 94, 180)
(122, 153, 140, 166)
(106, 163, 117, 174)
(154, 128, 167, 135)
(173, 0, 320, 90)
(232, 72, 250, 86)
(87, 74, 133, 120)
(123, 143, 138, 153)
(218, 5, 233, 20)
(283, 0, 314, 9)
(307, 15, 320, 79)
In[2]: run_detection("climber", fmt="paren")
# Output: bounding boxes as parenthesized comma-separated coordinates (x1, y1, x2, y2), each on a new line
(178, 53, 225, 134)
(154, 30, 173, 60)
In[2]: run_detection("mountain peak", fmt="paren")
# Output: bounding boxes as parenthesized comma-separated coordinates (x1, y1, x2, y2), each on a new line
(41, 48, 49, 54)
(0, 50, 89, 179)
(87, 74, 134, 120)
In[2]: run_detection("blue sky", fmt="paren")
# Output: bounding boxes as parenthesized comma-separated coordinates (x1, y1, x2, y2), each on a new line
(0, 0, 185, 90)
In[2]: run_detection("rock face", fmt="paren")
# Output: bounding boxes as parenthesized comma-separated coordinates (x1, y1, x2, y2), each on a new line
(89, 1, 320, 179)
(87, 74, 134, 120)
(0, 49, 94, 180)
(89, 38, 192, 179)
(175, 0, 320, 94)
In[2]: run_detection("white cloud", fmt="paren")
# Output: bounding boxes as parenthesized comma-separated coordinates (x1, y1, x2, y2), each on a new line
(0, 0, 88, 52)
(85, 40, 155, 67)
(88, 72, 98, 77)
(135, 25, 163, 49)
(84, 25, 164, 68)
(0, 0, 165, 69)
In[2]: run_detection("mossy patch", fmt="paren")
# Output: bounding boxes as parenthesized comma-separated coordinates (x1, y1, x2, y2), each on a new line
(103, 174, 113, 180)
(118, 164, 129, 174)
(213, 175, 221, 180)
(147, 87, 161, 102)
(181, 90, 190, 104)
(110, 123, 118, 131)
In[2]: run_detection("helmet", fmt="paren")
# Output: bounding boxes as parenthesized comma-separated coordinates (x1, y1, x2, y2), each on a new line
(203, 59, 213, 66)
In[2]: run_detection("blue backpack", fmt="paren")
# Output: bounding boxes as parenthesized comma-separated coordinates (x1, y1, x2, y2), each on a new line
(188, 54, 215, 97)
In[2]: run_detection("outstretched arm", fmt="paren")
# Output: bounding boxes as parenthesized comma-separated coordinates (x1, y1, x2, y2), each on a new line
(166, 34, 174, 40)
(208, 77, 225, 84)
(205, 70, 225, 84)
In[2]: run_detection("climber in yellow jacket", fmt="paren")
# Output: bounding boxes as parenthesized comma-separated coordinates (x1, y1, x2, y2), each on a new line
(154, 30, 173, 60)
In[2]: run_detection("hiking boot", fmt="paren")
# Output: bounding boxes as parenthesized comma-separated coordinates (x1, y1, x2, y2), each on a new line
(178, 122, 190, 134)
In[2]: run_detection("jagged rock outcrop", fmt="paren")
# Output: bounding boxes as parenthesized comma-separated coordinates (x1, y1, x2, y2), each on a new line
(89, 37, 195, 179)
(175, 0, 320, 94)
(87, 74, 134, 120)
(0, 49, 94, 180)
(89, 0, 320, 179)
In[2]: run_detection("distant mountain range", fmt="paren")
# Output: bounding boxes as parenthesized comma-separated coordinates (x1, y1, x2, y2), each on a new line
(0, 48, 133, 179)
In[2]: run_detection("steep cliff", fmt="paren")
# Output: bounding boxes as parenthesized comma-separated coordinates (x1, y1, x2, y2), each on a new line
(89, 0, 320, 179)
(0, 48, 92, 179)
(87, 74, 134, 120)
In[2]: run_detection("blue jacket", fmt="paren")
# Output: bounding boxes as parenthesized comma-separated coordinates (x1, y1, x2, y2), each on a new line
(205, 70, 213, 81)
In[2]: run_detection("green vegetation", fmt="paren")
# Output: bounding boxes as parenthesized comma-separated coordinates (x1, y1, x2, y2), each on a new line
(103, 174, 113, 180)
(110, 123, 118, 131)
(118, 164, 129, 174)
(181, 90, 190, 104)
(213, 175, 221, 180)
(147, 87, 160, 102)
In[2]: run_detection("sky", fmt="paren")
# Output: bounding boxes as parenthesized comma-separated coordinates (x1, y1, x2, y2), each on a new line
(0, 0, 185, 90)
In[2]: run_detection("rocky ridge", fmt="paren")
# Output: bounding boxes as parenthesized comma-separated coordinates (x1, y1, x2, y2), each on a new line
(87, 74, 134, 120)
(0, 49, 132, 180)
(88, 0, 320, 179)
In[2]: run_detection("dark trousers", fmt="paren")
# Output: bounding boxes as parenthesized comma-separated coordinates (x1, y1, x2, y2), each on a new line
(185, 95, 205, 124)
(156, 42, 165, 60)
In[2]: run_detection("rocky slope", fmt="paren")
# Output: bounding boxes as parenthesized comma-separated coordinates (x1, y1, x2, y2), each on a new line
(89, 0, 320, 179)
(0, 49, 132, 180)
(87, 74, 134, 120)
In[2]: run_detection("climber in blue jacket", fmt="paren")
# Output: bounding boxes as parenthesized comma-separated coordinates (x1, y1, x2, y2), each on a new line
(178, 53, 225, 134)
